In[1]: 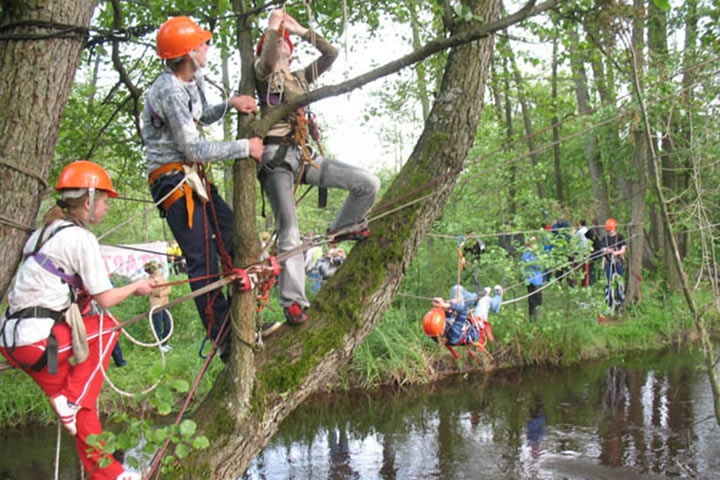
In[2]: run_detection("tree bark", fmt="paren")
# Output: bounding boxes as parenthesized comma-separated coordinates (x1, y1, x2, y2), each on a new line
(625, 0, 647, 304)
(0, 0, 98, 298)
(551, 33, 563, 203)
(181, 0, 502, 477)
(509, 38, 545, 200)
(568, 26, 611, 224)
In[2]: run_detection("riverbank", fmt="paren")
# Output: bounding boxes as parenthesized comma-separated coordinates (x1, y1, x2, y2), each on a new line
(0, 278, 706, 429)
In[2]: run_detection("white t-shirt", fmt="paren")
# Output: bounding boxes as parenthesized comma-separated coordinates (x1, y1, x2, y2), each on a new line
(0, 221, 113, 347)
(576, 226, 589, 248)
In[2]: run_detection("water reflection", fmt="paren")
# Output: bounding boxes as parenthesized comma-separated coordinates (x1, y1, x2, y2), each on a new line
(246, 349, 720, 480)
(0, 349, 717, 479)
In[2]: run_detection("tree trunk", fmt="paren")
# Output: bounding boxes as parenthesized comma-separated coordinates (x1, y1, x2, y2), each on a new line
(624, 0, 647, 305)
(180, 0, 502, 477)
(0, 0, 98, 298)
(489, 45, 517, 218)
(568, 26, 610, 223)
(551, 33, 563, 203)
(509, 39, 545, 200)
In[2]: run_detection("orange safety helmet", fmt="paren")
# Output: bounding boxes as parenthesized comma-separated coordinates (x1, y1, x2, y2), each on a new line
(422, 307, 447, 337)
(156, 16, 212, 59)
(605, 218, 618, 231)
(55, 160, 119, 198)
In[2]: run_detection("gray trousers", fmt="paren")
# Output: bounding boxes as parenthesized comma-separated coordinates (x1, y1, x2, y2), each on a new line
(259, 144, 380, 307)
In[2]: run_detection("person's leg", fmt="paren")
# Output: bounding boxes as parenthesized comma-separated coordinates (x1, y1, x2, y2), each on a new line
(151, 173, 228, 340)
(165, 196, 227, 339)
(10, 320, 125, 479)
(303, 156, 380, 232)
(151, 311, 163, 343)
(161, 310, 172, 344)
(111, 342, 126, 367)
(449, 285, 478, 306)
(261, 161, 309, 309)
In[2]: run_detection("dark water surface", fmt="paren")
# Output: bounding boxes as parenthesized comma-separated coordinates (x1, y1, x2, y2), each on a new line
(245, 349, 720, 480)
(1, 348, 719, 479)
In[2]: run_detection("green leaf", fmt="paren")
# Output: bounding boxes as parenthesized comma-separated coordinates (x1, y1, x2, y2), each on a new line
(175, 443, 190, 459)
(179, 419, 197, 437)
(192, 436, 210, 450)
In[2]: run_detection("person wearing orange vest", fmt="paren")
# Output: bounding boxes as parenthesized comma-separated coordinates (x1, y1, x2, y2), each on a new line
(0, 161, 153, 480)
(142, 17, 264, 360)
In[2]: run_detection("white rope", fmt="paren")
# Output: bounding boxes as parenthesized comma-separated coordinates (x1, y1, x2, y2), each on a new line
(53, 421, 61, 480)
(98, 309, 166, 398)
(98, 173, 188, 241)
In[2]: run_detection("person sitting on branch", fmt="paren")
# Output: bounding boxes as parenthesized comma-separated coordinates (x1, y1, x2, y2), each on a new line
(254, 9, 381, 325)
(0, 160, 153, 480)
(142, 16, 266, 360)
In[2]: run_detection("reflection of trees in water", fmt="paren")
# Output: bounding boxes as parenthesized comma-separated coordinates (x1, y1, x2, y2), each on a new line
(244, 351, 710, 479)
(599, 366, 629, 467)
(597, 363, 699, 476)
(328, 425, 359, 480)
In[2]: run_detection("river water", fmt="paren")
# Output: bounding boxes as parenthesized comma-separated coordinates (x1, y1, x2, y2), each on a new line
(245, 348, 720, 480)
(1, 348, 719, 479)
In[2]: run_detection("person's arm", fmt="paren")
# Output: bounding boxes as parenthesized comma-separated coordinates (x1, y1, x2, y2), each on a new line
(255, 28, 281, 79)
(158, 89, 252, 162)
(93, 280, 155, 310)
(299, 29, 338, 83)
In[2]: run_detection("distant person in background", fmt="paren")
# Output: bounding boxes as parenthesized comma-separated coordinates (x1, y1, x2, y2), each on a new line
(521, 237, 544, 321)
(584, 218, 603, 286)
(601, 218, 626, 312)
(166, 241, 186, 276)
(316, 247, 346, 281)
(144, 261, 172, 352)
(461, 230, 485, 292)
(498, 221, 523, 259)
(574, 219, 591, 287)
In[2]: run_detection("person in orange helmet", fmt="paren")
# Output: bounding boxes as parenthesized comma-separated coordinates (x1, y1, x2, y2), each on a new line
(143, 16, 267, 360)
(0, 161, 153, 480)
(423, 283, 503, 346)
(601, 218, 626, 311)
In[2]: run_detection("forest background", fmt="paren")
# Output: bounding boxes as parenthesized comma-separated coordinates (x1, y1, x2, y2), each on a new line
(1, 0, 720, 478)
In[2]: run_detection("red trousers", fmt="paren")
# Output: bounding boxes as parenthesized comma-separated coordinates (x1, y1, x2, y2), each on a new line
(1, 314, 125, 479)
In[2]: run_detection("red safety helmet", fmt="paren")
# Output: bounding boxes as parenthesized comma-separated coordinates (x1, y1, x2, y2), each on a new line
(605, 218, 618, 231)
(55, 160, 119, 198)
(156, 16, 212, 59)
(256, 28, 294, 57)
(422, 308, 446, 337)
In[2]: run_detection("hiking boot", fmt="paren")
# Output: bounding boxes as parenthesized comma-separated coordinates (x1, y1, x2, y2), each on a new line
(261, 321, 282, 337)
(284, 302, 308, 326)
(51, 394, 80, 436)
(327, 222, 370, 243)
